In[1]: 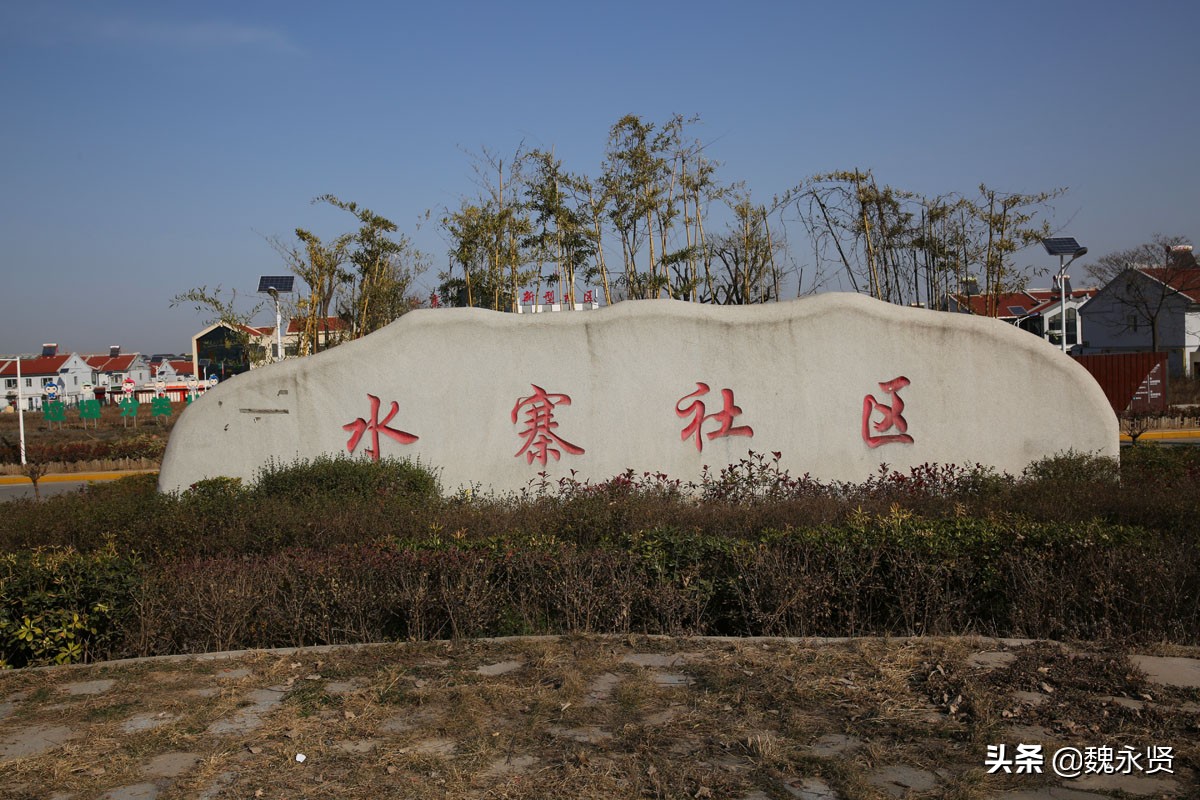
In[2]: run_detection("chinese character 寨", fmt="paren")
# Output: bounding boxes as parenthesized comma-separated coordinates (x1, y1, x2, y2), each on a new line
(862, 376, 914, 448)
(676, 382, 753, 452)
(511, 384, 584, 465)
(343, 394, 419, 461)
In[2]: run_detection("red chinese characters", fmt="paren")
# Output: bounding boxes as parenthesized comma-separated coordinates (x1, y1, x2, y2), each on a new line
(522, 290, 535, 304)
(343, 394, 419, 461)
(512, 384, 584, 465)
(676, 383, 753, 452)
(429, 292, 441, 308)
(543, 290, 556, 305)
(862, 376, 914, 448)
(582, 289, 594, 303)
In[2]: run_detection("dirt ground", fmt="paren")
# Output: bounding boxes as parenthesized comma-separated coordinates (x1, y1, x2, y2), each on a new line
(0, 636, 1196, 799)
(0, 401, 175, 475)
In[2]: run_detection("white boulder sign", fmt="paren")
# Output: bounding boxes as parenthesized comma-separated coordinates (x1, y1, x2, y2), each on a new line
(159, 294, 1118, 494)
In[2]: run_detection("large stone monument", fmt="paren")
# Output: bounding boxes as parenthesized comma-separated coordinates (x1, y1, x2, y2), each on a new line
(159, 294, 1118, 493)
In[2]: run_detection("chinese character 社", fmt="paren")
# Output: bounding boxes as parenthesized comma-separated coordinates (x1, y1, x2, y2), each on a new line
(676, 382, 753, 452)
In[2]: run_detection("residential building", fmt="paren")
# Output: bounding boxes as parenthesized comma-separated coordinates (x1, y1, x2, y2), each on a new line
(1079, 257, 1200, 376)
(190, 322, 274, 380)
(0, 349, 95, 410)
(83, 349, 152, 397)
(283, 316, 350, 356)
(947, 287, 1098, 348)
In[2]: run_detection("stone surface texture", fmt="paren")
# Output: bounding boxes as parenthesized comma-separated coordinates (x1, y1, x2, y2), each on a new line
(159, 295, 1118, 493)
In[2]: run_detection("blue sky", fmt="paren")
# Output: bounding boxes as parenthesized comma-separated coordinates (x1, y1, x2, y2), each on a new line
(2, 1, 1198, 354)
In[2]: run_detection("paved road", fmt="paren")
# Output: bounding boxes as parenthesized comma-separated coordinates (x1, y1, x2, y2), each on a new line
(0, 471, 147, 502)
(0, 478, 97, 501)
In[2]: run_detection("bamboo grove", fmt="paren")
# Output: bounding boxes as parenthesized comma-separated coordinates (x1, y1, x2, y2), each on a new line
(263, 114, 1066, 356)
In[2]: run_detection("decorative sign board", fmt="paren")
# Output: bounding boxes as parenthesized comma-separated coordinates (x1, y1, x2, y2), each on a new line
(158, 295, 1118, 494)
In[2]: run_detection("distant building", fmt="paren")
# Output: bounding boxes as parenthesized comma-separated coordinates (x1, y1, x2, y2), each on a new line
(83, 348, 151, 397)
(947, 287, 1098, 348)
(1080, 253, 1200, 376)
(190, 322, 274, 380)
(0, 348, 95, 410)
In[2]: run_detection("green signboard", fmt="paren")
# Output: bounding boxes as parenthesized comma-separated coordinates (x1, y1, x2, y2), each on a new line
(79, 399, 101, 426)
(43, 400, 66, 425)
(151, 396, 173, 419)
(119, 398, 140, 427)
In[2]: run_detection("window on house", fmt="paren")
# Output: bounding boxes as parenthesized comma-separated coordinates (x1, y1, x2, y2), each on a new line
(25, 378, 33, 388)
(3, 379, 14, 389)
(1129, 314, 1138, 332)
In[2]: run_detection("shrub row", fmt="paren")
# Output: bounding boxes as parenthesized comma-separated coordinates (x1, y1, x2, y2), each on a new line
(0, 433, 167, 466)
(4, 449, 1200, 667)
(4, 514, 1197, 667)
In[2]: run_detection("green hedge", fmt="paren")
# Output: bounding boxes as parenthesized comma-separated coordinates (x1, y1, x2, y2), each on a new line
(2, 450, 1200, 666)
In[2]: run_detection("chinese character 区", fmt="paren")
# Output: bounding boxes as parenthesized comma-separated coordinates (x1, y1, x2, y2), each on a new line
(511, 384, 584, 465)
(343, 394, 419, 461)
(862, 376, 914, 448)
(676, 382, 753, 452)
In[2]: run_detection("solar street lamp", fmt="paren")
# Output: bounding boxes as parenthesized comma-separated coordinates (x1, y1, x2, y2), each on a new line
(258, 276, 295, 362)
(1042, 238, 1088, 353)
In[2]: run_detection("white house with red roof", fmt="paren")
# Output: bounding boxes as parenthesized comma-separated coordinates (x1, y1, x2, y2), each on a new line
(83, 350, 151, 396)
(947, 287, 1098, 348)
(0, 349, 95, 410)
(1079, 256, 1200, 376)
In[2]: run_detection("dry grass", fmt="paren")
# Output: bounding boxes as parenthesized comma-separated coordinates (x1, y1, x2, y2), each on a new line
(0, 636, 1196, 799)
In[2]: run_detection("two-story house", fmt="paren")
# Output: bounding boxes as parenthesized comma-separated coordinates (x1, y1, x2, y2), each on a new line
(1079, 261, 1200, 376)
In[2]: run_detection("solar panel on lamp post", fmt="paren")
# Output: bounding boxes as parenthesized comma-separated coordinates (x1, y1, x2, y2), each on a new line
(1042, 238, 1088, 353)
(257, 276, 295, 363)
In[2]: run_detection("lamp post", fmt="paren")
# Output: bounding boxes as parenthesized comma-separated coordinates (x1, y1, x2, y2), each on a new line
(1042, 238, 1088, 353)
(16, 355, 25, 465)
(267, 287, 283, 362)
(257, 276, 294, 363)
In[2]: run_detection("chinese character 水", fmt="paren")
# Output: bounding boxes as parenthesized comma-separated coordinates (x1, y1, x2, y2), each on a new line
(343, 394, 419, 461)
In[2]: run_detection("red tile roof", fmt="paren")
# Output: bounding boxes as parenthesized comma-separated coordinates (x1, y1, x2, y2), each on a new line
(0, 355, 70, 377)
(150, 360, 196, 377)
(1136, 267, 1200, 303)
(286, 316, 349, 335)
(954, 288, 1097, 317)
(953, 292, 1039, 317)
(83, 354, 141, 372)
